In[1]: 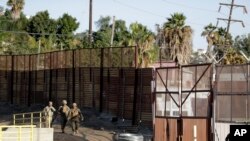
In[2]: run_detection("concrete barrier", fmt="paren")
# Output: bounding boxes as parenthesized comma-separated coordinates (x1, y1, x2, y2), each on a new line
(1, 128, 53, 141)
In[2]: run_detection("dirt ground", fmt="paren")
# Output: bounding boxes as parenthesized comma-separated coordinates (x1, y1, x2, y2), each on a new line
(53, 124, 114, 141)
(0, 103, 152, 141)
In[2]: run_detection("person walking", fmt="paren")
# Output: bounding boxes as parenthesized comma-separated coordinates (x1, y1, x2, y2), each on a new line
(42, 101, 56, 128)
(58, 100, 70, 133)
(68, 103, 83, 135)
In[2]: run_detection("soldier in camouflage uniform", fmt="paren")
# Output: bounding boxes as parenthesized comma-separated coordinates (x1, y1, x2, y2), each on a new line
(58, 100, 70, 133)
(68, 103, 83, 135)
(42, 101, 56, 128)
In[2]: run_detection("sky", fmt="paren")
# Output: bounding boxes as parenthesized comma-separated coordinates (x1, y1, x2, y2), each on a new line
(0, 0, 249, 50)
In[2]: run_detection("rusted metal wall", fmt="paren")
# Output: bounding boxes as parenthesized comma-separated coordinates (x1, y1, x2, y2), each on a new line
(154, 118, 177, 141)
(154, 118, 209, 141)
(214, 64, 250, 141)
(215, 64, 250, 123)
(0, 46, 153, 126)
(0, 67, 153, 125)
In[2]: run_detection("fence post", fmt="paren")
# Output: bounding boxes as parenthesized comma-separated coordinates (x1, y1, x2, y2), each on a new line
(49, 52, 52, 101)
(121, 69, 125, 119)
(132, 68, 139, 125)
(28, 55, 32, 107)
(10, 55, 14, 104)
(99, 48, 104, 113)
(134, 45, 138, 68)
(72, 50, 76, 103)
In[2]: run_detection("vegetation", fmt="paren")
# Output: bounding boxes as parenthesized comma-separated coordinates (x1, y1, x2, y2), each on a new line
(7, 0, 25, 20)
(234, 34, 250, 56)
(129, 22, 157, 67)
(156, 13, 193, 65)
(0, 1, 249, 67)
(222, 47, 246, 65)
(201, 23, 232, 59)
(201, 23, 247, 65)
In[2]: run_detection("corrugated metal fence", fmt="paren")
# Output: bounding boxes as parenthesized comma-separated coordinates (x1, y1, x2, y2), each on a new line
(215, 64, 250, 141)
(0, 46, 153, 126)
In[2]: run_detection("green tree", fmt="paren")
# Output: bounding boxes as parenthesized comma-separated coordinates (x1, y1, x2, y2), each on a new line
(75, 31, 92, 48)
(0, 32, 36, 55)
(234, 34, 250, 56)
(129, 22, 157, 67)
(26, 11, 57, 40)
(0, 10, 28, 31)
(222, 47, 246, 65)
(92, 16, 112, 47)
(0, 10, 34, 55)
(92, 16, 130, 47)
(114, 20, 130, 46)
(201, 23, 218, 57)
(56, 13, 79, 49)
(95, 16, 111, 30)
(162, 13, 193, 64)
(7, 0, 25, 20)
(202, 24, 233, 62)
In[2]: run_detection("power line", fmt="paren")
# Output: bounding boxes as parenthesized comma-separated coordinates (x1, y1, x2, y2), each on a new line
(113, 0, 166, 18)
(0, 29, 73, 36)
(113, 0, 207, 27)
(162, 0, 228, 16)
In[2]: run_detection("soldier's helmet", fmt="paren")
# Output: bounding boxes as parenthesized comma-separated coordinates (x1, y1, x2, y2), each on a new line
(62, 100, 67, 105)
(72, 103, 77, 107)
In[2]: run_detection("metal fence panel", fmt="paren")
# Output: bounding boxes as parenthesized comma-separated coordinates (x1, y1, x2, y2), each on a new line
(155, 64, 212, 118)
(215, 64, 250, 123)
(0, 46, 152, 126)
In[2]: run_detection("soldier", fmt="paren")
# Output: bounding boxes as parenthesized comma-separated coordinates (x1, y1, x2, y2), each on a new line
(58, 100, 70, 133)
(42, 101, 56, 128)
(68, 103, 83, 135)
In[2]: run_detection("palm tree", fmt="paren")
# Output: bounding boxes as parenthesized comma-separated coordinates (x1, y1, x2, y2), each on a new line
(202, 24, 232, 62)
(201, 23, 218, 57)
(129, 22, 156, 68)
(163, 13, 193, 65)
(7, 0, 25, 20)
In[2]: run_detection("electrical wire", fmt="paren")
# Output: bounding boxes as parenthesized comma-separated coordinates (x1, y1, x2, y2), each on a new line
(0, 29, 73, 36)
(113, 0, 166, 18)
(162, 0, 227, 16)
(112, 0, 208, 27)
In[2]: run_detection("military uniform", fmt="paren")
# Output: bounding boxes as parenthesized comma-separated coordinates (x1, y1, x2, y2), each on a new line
(42, 106, 56, 128)
(58, 105, 70, 133)
(68, 107, 83, 134)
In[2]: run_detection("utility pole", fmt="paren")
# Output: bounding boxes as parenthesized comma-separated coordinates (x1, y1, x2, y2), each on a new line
(217, 0, 247, 38)
(89, 0, 93, 46)
(109, 16, 116, 67)
(60, 42, 63, 50)
(110, 16, 116, 47)
(37, 39, 41, 69)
